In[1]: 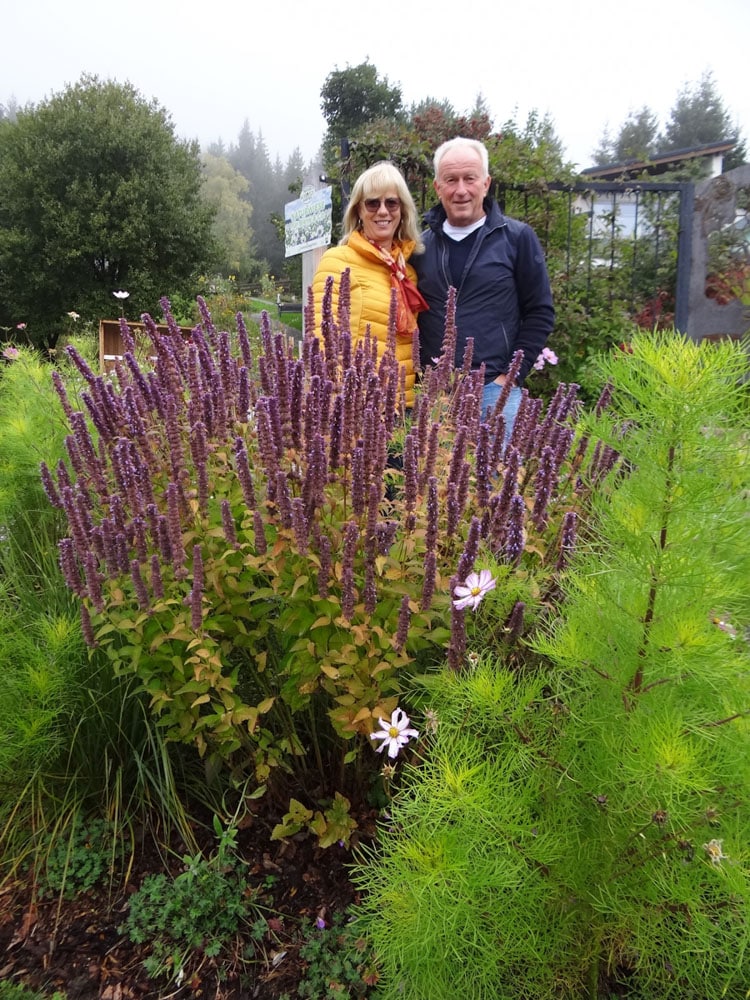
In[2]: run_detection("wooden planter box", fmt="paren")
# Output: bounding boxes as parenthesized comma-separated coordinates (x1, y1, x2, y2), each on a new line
(98, 319, 194, 374)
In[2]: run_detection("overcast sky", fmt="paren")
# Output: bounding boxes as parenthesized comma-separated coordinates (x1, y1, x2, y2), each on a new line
(4, 0, 749, 175)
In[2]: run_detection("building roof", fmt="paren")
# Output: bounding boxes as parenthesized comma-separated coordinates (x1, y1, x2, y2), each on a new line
(581, 139, 737, 180)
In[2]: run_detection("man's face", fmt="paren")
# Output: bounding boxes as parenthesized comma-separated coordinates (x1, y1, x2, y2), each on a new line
(434, 147, 491, 227)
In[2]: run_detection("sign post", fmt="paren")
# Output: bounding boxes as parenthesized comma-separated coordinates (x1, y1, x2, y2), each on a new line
(284, 185, 333, 336)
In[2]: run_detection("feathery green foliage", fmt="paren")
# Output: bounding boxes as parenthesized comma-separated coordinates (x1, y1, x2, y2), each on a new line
(352, 331, 750, 999)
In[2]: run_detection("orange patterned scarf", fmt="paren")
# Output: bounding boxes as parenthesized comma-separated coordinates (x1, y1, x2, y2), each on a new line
(361, 236, 429, 336)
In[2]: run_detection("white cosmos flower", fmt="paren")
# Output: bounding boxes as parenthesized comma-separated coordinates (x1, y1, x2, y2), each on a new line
(452, 569, 496, 611)
(370, 708, 419, 758)
(703, 838, 728, 866)
(112, 290, 130, 300)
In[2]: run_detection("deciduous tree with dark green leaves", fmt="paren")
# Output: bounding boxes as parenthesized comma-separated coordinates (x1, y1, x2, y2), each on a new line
(320, 59, 403, 167)
(0, 75, 218, 348)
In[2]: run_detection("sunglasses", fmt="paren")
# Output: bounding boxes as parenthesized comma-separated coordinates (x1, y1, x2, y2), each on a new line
(362, 197, 401, 213)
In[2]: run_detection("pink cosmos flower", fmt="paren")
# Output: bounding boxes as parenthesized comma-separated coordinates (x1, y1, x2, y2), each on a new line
(452, 569, 496, 611)
(370, 708, 419, 758)
(533, 346, 559, 371)
(2, 346, 20, 360)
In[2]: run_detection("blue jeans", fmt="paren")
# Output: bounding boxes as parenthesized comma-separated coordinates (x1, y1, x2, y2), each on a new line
(481, 383, 522, 446)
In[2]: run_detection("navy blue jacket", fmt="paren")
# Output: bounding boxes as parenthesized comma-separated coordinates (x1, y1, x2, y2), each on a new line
(413, 198, 555, 385)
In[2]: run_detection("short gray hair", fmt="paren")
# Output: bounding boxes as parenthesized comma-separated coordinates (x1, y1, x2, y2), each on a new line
(434, 137, 489, 179)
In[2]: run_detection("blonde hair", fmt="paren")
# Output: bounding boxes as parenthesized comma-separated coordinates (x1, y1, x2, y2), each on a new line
(341, 161, 423, 251)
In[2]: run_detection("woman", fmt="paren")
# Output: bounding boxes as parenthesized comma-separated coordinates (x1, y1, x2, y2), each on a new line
(312, 162, 427, 407)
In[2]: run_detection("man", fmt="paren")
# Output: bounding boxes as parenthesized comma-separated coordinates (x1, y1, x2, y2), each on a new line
(413, 137, 554, 438)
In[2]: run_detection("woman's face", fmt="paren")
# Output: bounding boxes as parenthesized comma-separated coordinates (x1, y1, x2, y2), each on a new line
(358, 189, 401, 249)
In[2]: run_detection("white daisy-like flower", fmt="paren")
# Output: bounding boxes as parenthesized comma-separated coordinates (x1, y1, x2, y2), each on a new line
(452, 569, 496, 611)
(370, 708, 419, 759)
(112, 290, 130, 300)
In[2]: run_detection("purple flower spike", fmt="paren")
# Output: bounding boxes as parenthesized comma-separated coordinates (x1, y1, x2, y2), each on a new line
(40, 462, 63, 509)
(130, 559, 150, 610)
(80, 603, 98, 648)
(150, 554, 164, 599)
(503, 495, 526, 566)
(394, 594, 411, 652)
(191, 544, 204, 631)
(221, 500, 239, 549)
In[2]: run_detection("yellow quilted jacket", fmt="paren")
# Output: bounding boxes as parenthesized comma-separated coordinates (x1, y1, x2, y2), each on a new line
(311, 231, 420, 407)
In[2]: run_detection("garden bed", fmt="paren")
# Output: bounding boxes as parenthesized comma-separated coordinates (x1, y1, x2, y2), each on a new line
(0, 807, 375, 999)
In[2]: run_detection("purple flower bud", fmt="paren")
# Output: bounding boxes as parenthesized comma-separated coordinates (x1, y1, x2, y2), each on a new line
(456, 517, 481, 583)
(237, 367, 250, 423)
(60, 486, 90, 561)
(40, 461, 63, 509)
(156, 514, 173, 563)
(532, 446, 557, 531)
(448, 576, 467, 672)
(150, 554, 164, 599)
(403, 433, 418, 516)
(341, 521, 359, 622)
(556, 510, 578, 571)
(418, 423, 440, 494)
(232, 437, 257, 509)
(80, 602, 97, 648)
(374, 520, 397, 555)
(394, 594, 411, 651)
(99, 517, 119, 576)
(291, 497, 309, 554)
(131, 516, 148, 564)
(595, 381, 614, 415)
(350, 445, 366, 517)
(51, 370, 75, 421)
(505, 601, 526, 642)
(166, 482, 187, 579)
(130, 559, 150, 609)
(58, 537, 83, 595)
(164, 394, 187, 486)
(302, 433, 327, 518)
(421, 550, 437, 612)
(64, 345, 97, 385)
(56, 458, 72, 494)
(329, 394, 343, 471)
(503, 495, 526, 566)
(474, 424, 492, 508)
(83, 550, 104, 611)
(421, 478, 438, 556)
(236, 312, 253, 368)
(447, 425, 468, 495)
(115, 532, 130, 575)
(445, 482, 461, 538)
(253, 510, 267, 555)
(363, 562, 377, 615)
(221, 500, 239, 549)
(317, 532, 331, 598)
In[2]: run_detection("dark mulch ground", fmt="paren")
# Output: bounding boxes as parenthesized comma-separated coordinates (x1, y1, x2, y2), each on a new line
(0, 805, 380, 999)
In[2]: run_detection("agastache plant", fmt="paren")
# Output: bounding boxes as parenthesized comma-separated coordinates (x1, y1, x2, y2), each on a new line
(43, 282, 605, 814)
